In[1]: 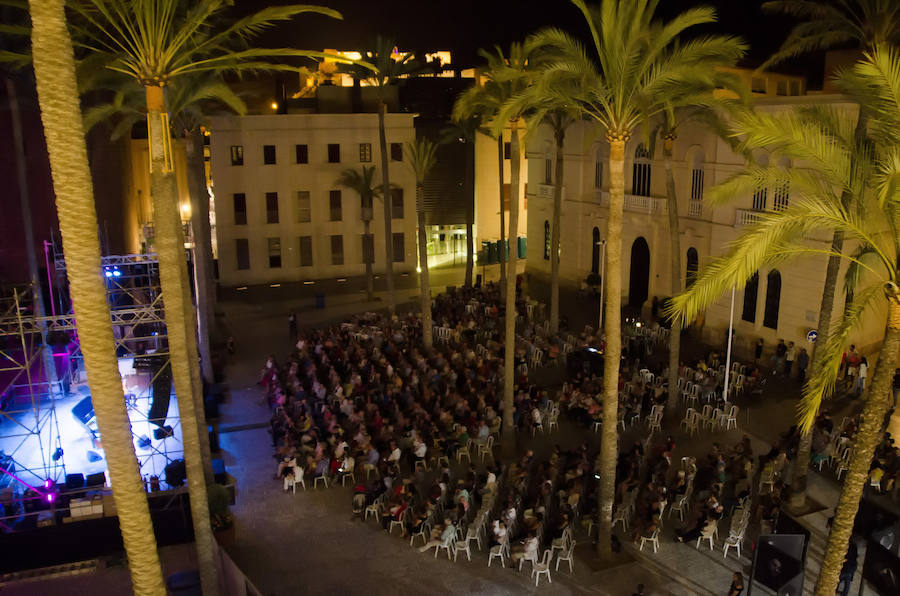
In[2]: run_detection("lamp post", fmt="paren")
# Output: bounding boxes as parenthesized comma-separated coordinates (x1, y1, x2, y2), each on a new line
(722, 284, 736, 402)
(598, 239, 607, 331)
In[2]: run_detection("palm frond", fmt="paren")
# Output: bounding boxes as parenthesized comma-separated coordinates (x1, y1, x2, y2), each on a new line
(405, 138, 438, 184)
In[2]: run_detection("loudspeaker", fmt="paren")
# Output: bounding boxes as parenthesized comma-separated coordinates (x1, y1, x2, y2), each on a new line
(86, 472, 106, 487)
(65, 473, 85, 490)
(164, 459, 186, 488)
(148, 358, 172, 428)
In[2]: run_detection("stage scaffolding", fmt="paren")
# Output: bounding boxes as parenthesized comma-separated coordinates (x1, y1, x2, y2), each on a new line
(0, 253, 185, 499)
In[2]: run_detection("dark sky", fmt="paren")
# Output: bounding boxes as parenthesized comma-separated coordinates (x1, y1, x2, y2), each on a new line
(238, 0, 823, 84)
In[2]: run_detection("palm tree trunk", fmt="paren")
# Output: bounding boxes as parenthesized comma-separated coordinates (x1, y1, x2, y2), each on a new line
(498, 137, 506, 294)
(464, 140, 474, 287)
(417, 185, 433, 348)
(184, 131, 215, 385)
(815, 299, 900, 595)
(377, 101, 395, 314)
(790, 230, 844, 509)
(663, 136, 682, 411)
(145, 86, 218, 596)
(364, 219, 374, 301)
(28, 2, 165, 593)
(7, 75, 57, 389)
(502, 121, 520, 456)
(597, 137, 626, 559)
(549, 128, 565, 335)
(791, 109, 866, 508)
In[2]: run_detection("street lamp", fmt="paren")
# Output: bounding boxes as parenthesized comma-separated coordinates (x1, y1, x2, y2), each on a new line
(598, 239, 607, 331)
(722, 285, 736, 402)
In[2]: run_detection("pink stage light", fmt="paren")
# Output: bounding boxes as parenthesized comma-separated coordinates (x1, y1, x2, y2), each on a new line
(45, 492, 55, 504)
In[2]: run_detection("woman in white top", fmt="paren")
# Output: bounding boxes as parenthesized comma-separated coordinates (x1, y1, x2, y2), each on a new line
(855, 357, 868, 396)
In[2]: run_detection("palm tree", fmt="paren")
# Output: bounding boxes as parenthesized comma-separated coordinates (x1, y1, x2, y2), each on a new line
(439, 116, 483, 288)
(336, 166, 382, 301)
(669, 49, 900, 594)
(761, 0, 900, 511)
(82, 72, 248, 387)
(527, 0, 745, 558)
(453, 53, 524, 298)
(68, 2, 343, 593)
(27, 0, 165, 593)
(406, 138, 439, 348)
(471, 43, 530, 454)
(343, 37, 424, 315)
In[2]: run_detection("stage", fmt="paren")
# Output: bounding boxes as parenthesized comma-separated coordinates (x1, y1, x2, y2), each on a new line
(0, 356, 185, 495)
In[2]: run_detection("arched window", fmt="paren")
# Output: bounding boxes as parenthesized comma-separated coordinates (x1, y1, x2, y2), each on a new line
(543, 220, 550, 260)
(632, 143, 651, 196)
(773, 157, 791, 211)
(752, 153, 768, 210)
(763, 270, 782, 329)
(742, 272, 759, 323)
(689, 152, 704, 217)
(686, 247, 698, 288)
(591, 227, 600, 274)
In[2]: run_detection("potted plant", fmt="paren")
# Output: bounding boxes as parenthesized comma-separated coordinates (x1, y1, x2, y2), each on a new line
(208, 483, 234, 547)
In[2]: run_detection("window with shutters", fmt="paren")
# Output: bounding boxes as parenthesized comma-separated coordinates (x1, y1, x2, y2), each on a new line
(763, 270, 782, 329)
(265, 192, 279, 224)
(392, 233, 405, 262)
(359, 143, 372, 162)
(390, 143, 403, 162)
(742, 272, 759, 323)
(329, 190, 342, 221)
(295, 144, 308, 164)
(330, 235, 343, 265)
(632, 143, 651, 196)
(235, 238, 250, 270)
(267, 237, 281, 268)
(327, 143, 340, 163)
(294, 191, 311, 223)
(391, 188, 404, 219)
(263, 145, 276, 165)
(230, 145, 243, 166)
(298, 236, 313, 267)
(233, 193, 246, 225)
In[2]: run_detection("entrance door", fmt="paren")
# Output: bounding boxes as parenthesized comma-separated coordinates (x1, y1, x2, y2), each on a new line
(629, 237, 650, 309)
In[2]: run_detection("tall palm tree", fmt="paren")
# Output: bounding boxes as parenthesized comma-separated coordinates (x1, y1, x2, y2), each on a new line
(343, 37, 424, 315)
(68, 2, 343, 593)
(81, 72, 248, 387)
(761, 0, 900, 510)
(439, 116, 483, 288)
(453, 54, 523, 297)
(528, 0, 746, 557)
(336, 166, 382, 301)
(470, 44, 530, 454)
(669, 49, 900, 593)
(27, 0, 165, 593)
(406, 138, 439, 348)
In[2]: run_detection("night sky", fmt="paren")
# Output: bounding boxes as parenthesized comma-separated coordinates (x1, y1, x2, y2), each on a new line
(239, 0, 825, 86)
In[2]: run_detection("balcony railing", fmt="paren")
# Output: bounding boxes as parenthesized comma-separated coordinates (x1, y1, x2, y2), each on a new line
(530, 184, 557, 199)
(734, 209, 764, 227)
(597, 191, 667, 215)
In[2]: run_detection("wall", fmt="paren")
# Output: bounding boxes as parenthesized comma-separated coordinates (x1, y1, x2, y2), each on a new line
(209, 113, 417, 287)
(474, 126, 529, 247)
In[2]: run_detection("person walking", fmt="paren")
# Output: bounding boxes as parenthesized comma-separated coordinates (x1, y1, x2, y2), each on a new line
(796, 348, 809, 384)
(784, 342, 796, 377)
(727, 572, 744, 596)
(837, 539, 858, 596)
(854, 357, 868, 397)
(288, 312, 298, 340)
(754, 338, 763, 365)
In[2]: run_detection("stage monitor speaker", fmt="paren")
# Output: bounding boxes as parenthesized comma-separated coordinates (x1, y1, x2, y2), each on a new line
(863, 541, 900, 593)
(71, 396, 94, 426)
(164, 459, 186, 488)
(86, 472, 106, 487)
(65, 473, 85, 490)
(750, 534, 806, 595)
(149, 358, 172, 428)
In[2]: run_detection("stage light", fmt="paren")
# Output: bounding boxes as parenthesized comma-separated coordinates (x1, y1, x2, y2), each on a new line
(52, 447, 63, 461)
(46, 492, 55, 504)
(44, 478, 53, 489)
(113, 269, 121, 277)
(636, 322, 642, 328)
(416, 266, 422, 273)
(105, 270, 113, 278)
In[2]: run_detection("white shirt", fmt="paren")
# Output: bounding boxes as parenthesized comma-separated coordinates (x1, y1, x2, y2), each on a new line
(388, 447, 402, 462)
(414, 441, 427, 458)
(859, 362, 868, 379)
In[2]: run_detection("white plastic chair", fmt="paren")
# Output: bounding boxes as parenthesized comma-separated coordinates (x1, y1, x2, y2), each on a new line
(547, 410, 559, 433)
(434, 529, 456, 559)
(639, 527, 661, 553)
(456, 440, 472, 464)
(364, 495, 384, 521)
(488, 536, 509, 567)
(531, 549, 553, 586)
(518, 545, 539, 572)
(648, 412, 662, 433)
(284, 466, 305, 492)
(551, 527, 573, 556)
(723, 528, 745, 559)
(668, 492, 691, 522)
(725, 404, 739, 430)
(313, 474, 329, 489)
(555, 539, 575, 572)
(410, 520, 432, 547)
(454, 529, 473, 562)
(389, 509, 407, 535)
(478, 436, 495, 463)
(696, 521, 717, 551)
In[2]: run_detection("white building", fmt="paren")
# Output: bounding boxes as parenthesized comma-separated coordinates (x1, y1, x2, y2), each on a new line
(524, 84, 885, 358)
(208, 113, 417, 287)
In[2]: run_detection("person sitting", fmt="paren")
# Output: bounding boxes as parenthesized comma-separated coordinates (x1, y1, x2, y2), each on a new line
(418, 518, 455, 553)
(510, 531, 539, 566)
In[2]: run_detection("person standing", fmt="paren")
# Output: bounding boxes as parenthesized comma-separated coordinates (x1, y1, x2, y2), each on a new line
(855, 357, 868, 397)
(288, 312, 297, 340)
(837, 539, 858, 596)
(784, 342, 796, 377)
(727, 572, 744, 596)
(754, 338, 764, 365)
(796, 348, 809, 384)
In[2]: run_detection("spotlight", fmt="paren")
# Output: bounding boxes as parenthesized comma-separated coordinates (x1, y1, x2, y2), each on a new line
(113, 269, 121, 277)
(52, 447, 64, 461)
(153, 425, 174, 440)
(46, 492, 56, 504)
(104, 270, 113, 278)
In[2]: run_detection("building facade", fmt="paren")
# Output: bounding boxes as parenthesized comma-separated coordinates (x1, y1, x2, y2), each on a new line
(208, 113, 417, 287)
(524, 90, 885, 359)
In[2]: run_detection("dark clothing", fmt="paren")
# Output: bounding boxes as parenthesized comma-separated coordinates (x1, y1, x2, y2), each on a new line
(728, 575, 744, 596)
